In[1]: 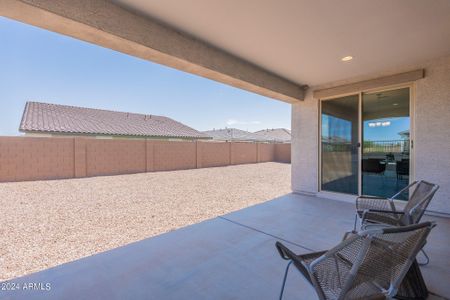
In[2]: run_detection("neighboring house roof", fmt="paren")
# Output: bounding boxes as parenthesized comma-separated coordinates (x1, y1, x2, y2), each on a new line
(203, 128, 262, 142)
(19, 102, 209, 139)
(254, 128, 291, 142)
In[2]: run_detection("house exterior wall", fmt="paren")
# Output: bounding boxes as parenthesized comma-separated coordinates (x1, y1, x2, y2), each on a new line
(414, 56, 450, 214)
(292, 55, 450, 214)
(291, 89, 319, 196)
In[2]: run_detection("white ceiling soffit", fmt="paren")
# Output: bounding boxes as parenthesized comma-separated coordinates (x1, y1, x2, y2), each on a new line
(114, 0, 450, 87)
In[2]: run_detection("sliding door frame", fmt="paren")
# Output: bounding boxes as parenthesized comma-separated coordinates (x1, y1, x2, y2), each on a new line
(318, 82, 415, 199)
(318, 91, 361, 197)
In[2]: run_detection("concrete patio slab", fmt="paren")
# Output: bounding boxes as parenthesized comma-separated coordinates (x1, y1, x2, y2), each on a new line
(1, 193, 449, 299)
(224, 194, 450, 299)
(419, 214, 450, 299)
(0, 214, 314, 299)
(222, 193, 356, 251)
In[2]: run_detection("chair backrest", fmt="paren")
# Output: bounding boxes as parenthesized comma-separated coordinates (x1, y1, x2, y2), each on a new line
(308, 222, 434, 300)
(396, 159, 409, 175)
(346, 222, 434, 299)
(362, 159, 385, 173)
(401, 181, 439, 225)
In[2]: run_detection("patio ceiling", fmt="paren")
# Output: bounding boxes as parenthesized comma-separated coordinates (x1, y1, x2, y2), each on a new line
(3, 1, 450, 104)
(115, 0, 450, 87)
(0, 0, 306, 103)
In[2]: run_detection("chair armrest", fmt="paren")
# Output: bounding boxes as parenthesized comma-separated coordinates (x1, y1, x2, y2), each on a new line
(390, 180, 418, 200)
(363, 209, 405, 215)
(358, 195, 386, 199)
(342, 231, 358, 241)
(356, 196, 395, 216)
(275, 241, 298, 261)
(361, 209, 404, 226)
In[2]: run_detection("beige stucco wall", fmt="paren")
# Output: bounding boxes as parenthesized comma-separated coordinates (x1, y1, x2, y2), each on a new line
(292, 55, 450, 214)
(291, 89, 319, 196)
(414, 56, 450, 214)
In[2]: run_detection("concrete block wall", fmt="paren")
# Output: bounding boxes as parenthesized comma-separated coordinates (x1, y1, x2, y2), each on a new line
(74, 138, 87, 178)
(0, 137, 291, 182)
(152, 141, 197, 172)
(274, 143, 291, 163)
(230, 142, 258, 165)
(257, 143, 276, 162)
(0, 137, 74, 181)
(197, 141, 231, 168)
(85, 139, 146, 177)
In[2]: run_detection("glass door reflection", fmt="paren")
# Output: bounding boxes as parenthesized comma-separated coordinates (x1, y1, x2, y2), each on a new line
(321, 95, 359, 195)
(362, 88, 410, 200)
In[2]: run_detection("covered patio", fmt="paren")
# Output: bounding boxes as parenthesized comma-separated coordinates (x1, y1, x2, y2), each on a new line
(2, 194, 449, 299)
(1, 1, 450, 299)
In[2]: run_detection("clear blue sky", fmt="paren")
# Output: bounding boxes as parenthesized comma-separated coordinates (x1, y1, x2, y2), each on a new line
(363, 117, 409, 141)
(0, 17, 290, 136)
(323, 114, 409, 142)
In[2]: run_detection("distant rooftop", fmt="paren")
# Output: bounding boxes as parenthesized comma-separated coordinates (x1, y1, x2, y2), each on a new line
(254, 128, 291, 142)
(19, 102, 209, 139)
(203, 128, 262, 142)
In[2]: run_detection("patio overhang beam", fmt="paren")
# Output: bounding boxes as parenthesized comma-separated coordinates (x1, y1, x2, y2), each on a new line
(313, 69, 424, 99)
(0, 0, 306, 103)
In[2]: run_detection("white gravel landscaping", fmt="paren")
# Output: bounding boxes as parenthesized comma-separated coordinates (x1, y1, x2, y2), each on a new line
(0, 162, 290, 281)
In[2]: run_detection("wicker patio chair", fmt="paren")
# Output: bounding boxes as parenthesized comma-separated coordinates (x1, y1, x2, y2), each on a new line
(355, 180, 439, 230)
(275, 222, 435, 300)
(355, 180, 438, 265)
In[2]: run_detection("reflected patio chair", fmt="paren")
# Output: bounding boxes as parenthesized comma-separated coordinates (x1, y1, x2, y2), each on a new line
(355, 180, 439, 264)
(275, 222, 435, 300)
(362, 158, 386, 175)
(386, 153, 395, 162)
(396, 159, 409, 180)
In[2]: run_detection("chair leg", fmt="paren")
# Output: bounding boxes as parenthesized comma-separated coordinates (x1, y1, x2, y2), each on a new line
(418, 249, 430, 266)
(279, 260, 293, 300)
(353, 213, 359, 232)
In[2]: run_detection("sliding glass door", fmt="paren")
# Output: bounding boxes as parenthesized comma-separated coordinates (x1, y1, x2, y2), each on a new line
(362, 88, 410, 199)
(321, 95, 359, 195)
(320, 87, 411, 199)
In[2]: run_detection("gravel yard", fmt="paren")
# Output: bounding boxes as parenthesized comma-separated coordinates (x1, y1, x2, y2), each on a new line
(0, 162, 290, 281)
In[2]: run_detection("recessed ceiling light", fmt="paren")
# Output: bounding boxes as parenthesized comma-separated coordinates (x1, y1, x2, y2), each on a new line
(368, 121, 391, 127)
(393, 103, 399, 106)
(341, 56, 353, 62)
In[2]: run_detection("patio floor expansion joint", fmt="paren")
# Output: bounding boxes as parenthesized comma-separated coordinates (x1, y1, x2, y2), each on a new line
(218, 216, 449, 300)
(218, 216, 315, 252)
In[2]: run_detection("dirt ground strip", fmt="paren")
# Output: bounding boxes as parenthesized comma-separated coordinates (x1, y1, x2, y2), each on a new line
(0, 162, 290, 281)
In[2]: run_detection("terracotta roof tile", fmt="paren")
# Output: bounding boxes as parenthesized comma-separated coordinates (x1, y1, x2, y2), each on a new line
(203, 128, 263, 142)
(254, 128, 291, 142)
(20, 102, 209, 139)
